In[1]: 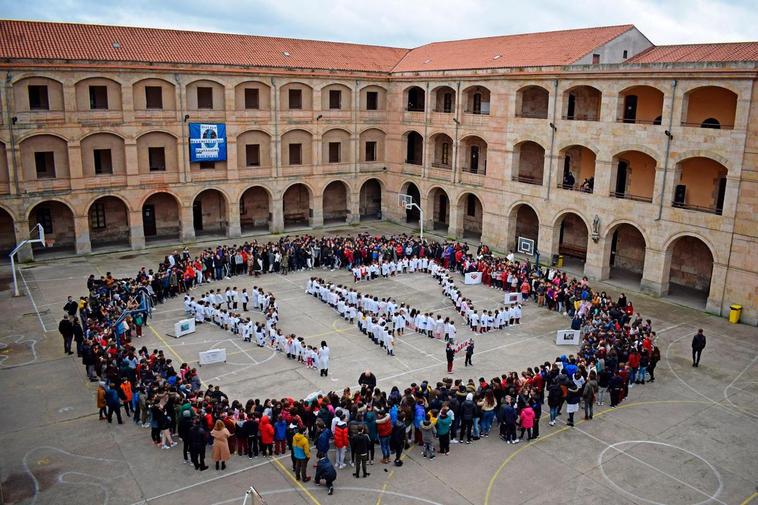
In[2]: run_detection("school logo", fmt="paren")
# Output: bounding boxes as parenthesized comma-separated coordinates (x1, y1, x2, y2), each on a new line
(189, 123, 227, 162)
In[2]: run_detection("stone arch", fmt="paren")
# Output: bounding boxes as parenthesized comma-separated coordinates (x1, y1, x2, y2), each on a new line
(507, 202, 541, 253)
(321, 128, 352, 164)
(281, 129, 313, 166)
(427, 186, 451, 232)
(515, 84, 550, 119)
(663, 233, 716, 304)
(681, 85, 738, 129)
(553, 210, 590, 264)
(673, 156, 729, 214)
(431, 85, 456, 113)
(132, 77, 176, 110)
(429, 132, 454, 169)
(512, 140, 546, 185)
(142, 191, 181, 241)
(456, 191, 484, 239)
(192, 188, 228, 236)
(604, 221, 648, 284)
(13, 76, 65, 112)
(87, 195, 131, 249)
(239, 185, 272, 232)
(558, 144, 597, 192)
(404, 86, 425, 111)
(400, 181, 422, 223)
(359, 84, 387, 110)
(462, 85, 491, 114)
(359, 128, 386, 163)
(403, 130, 424, 165)
(0, 205, 17, 253)
(610, 149, 657, 201)
(282, 183, 313, 228)
(234, 80, 271, 111)
(459, 135, 488, 174)
(19, 134, 70, 181)
(280, 81, 313, 110)
(320, 83, 352, 111)
(359, 178, 383, 220)
(237, 129, 272, 169)
(617, 85, 664, 124)
(562, 84, 602, 121)
(27, 199, 76, 251)
(186, 78, 226, 110)
(322, 180, 351, 224)
(74, 76, 122, 111)
(80, 132, 127, 177)
(136, 130, 180, 174)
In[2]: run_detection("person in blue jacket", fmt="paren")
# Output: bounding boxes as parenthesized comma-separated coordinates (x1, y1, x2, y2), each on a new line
(105, 382, 123, 424)
(315, 454, 337, 495)
(315, 420, 332, 458)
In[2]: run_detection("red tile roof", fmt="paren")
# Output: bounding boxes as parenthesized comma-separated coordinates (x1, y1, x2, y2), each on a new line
(627, 42, 758, 64)
(0, 20, 409, 73)
(391, 25, 636, 72)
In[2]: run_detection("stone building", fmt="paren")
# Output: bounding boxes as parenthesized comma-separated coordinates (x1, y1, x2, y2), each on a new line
(0, 21, 756, 324)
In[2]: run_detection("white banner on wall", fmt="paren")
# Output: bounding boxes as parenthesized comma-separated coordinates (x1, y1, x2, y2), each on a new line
(198, 348, 227, 365)
(555, 329, 581, 346)
(464, 272, 483, 285)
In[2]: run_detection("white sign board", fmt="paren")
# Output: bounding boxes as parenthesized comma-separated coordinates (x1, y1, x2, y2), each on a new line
(555, 330, 581, 346)
(464, 272, 483, 285)
(198, 348, 227, 366)
(517, 237, 535, 256)
(504, 292, 521, 305)
(173, 318, 196, 338)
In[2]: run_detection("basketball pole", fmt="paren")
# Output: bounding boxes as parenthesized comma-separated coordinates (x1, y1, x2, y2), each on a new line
(9, 223, 45, 297)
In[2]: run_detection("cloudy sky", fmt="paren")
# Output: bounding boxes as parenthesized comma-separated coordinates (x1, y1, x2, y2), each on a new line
(4, 0, 756, 47)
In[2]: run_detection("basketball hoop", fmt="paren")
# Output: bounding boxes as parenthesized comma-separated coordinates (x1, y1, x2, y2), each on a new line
(9, 223, 46, 297)
(397, 193, 424, 240)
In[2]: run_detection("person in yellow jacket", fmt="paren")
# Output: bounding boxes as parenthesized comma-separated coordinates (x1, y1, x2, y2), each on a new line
(292, 425, 311, 482)
(97, 382, 106, 420)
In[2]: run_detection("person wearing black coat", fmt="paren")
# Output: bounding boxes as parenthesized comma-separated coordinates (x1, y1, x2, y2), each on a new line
(458, 393, 475, 443)
(58, 315, 74, 355)
(189, 419, 209, 470)
(315, 455, 337, 495)
(691, 329, 706, 367)
(178, 410, 194, 464)
(390, 414, 406, 466)
(72, 319, 84, 357)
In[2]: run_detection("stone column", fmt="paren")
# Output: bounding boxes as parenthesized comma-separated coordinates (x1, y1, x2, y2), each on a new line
(14, 218, 33, 262)
(180, 206, 195, 242)
(125, 141, 139, 186)
(448, 201, 462, 239)
(311, 195, 324, 227)
(129, 210, 145, 250)
(74, 215, 91, 255)
(584, 235, 610, 281)
(227, 200, 241, 238)
(593, 158, 613, 198)
(68, 143, 84, 191)
(348, 191, 360, 224)
(706, 263, 727, 316)
(640, 247, 670, 297)
(271, 199, 284, 233)
(537, 224, 556, 265)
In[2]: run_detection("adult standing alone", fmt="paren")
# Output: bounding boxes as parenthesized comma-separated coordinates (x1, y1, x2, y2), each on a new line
(319, 341, 330, 377)
(692, 329, 706, 367)
(58, 315, 74, 355)
(211, 420, 231, 470)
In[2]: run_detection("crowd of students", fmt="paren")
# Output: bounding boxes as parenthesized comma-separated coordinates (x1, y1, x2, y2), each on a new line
(65, 232, 661, 497)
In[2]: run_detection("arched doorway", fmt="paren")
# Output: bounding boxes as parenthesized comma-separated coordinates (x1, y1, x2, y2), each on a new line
(556, 212, 588, 268)
(512, 141, 545, 185)
(142, 192, 180, 242)
(88, 196, 130, 250)
(240, 186, 271, 233)
(458, 193, 483, 240)
(510, 204, 539, 254)
(428, 187, 450, 231)
(400, 182, 421, 223)
(29, 200, 75, 252)
(0, 207, 16, 253)
(666, 236, 714, 306)
(404, 131, 423, 165)
(359, 179, 382, 220)
(193, 189, 228, 236)
(323, 181, 349, 224)
(608, 223, 646, 286)
(283, 183, 311, 228)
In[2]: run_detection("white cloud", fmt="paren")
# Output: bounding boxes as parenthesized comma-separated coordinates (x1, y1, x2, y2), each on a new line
(3, 0, 756, 47)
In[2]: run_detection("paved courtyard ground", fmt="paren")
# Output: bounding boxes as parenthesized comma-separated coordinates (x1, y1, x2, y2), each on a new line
(0, 222, 756, 505)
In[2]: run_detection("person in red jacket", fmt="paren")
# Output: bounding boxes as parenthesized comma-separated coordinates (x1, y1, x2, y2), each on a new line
(259, 415, 275, 456)
(333, 416, 349, 469)
(628, 350, 640, 386)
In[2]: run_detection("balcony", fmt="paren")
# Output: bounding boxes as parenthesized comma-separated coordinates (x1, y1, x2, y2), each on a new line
(238, 167, 274, 179)
(76, 109, 124, 125)
(232, 109, 273, 122)
(514, 111, 548, 120)
(320, 162, 352, 175)
(138, 172, 180, 185)
(22, 178, 70, 193)
(462, 112, 490, 126)
(279, 109, 313, 123)
(512, 174, 542, 186)
(403, 110, 425, 124)
(320, 110, 352, 123)
(358, 162, 385, 173)
(82, 174, 127, 189)
(13, 110, 66, 126)
(427, 165, 452, 181)
(562, 113, 600, 122)
(281, 164, 314, 177)
(680, 121, 734, 130)
(558, 182, 593, 194)
(402, 163, 422, 176)
(359, 110, 386, 123)
(610, 191, 653, 203)
(671, 201, 722, 215)
(460, 170, 485, 185)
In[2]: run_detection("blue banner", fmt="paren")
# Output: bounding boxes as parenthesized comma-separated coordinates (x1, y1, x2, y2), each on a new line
(188, 123, 227, 162)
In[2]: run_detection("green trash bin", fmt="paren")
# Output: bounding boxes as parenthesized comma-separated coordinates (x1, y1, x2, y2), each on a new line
(556, 255, 564, 268)
(729, 304, 742, 324)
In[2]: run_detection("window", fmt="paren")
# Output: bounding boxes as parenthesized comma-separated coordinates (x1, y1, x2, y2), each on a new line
(473, 93, 482, 114)
(329, 90, 342, 109)
(148, 147, 166, 171)
(441, 143, 450, 165)
(239, 200, 246, 216)
(289, 89, 302, 109)
(197, 87, 213, 109)
(443, 93, 453, 113)
(622, 49, 628, 59)
(90, 202, 106, 230)
(245, 144, 261, 166)
(592, 54, 600, 64)
(199, 161, 215, 169)
(89, 85, 108, 109)
(366, 91, 378, 110)
(34, 151, 55, 178)
(467, 194, 477, 217)
(244, 88, 259, 109)
(328, 142, 341, 163)
(28, 85, 49, 110)
(365, 141, 377, 162)
(289, 143, 302, 165)
(145, 86, 163, 109)
(93, 149, 113, 175)
(36, 207, 53, 234)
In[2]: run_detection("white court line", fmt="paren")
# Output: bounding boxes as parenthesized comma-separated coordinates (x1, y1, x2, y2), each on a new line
(18, 268, 48, 332)
(722, 354, 758, 417)
(230, 338, 259, 365)
(395, 336, 443, 362)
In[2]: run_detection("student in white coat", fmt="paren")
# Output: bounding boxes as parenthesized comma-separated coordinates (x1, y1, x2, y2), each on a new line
(319, 340, 330, 377)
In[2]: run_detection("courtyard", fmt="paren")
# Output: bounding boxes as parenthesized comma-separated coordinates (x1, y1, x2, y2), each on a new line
(0, 221, 756, 505)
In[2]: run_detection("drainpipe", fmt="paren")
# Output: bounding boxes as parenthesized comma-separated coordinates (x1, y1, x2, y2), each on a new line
(453, 81, 461, 184)
(4, 71, 20, 194)
(545, 78, 559, 200)
(270, 77, 280, 177)
(174, 73, 188, 183)
(354, 79, 359, 175)
(656, 79, 677, 221)
(423, 81, 430, 179)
